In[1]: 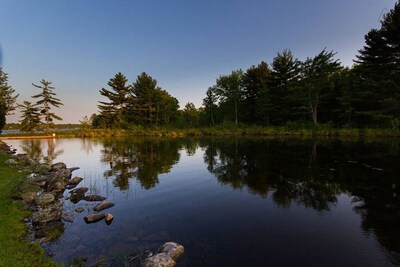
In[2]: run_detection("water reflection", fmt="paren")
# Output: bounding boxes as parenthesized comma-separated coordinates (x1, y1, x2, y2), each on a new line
(100, 138, 180, 190)
(9, 137, 400, 265)
(200, 138, 400, 264)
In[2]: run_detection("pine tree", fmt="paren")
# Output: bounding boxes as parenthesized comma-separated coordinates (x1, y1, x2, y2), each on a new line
(242, 62, 271, 125)
(32, 79, 63, 131)
(131, 72, 159, 125)
(354, 1, 400, 126)
(270, 50, 301, 124)
(19, 101, 41, 131)
(202, 87, 218, 126)
(98, 72, 132, 128)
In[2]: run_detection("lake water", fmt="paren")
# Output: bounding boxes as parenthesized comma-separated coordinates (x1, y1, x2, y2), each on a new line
(5, 137, 400, 266)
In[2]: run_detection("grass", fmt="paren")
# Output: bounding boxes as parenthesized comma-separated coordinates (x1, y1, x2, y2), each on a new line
(1, 124, 400, 139)
(0, 152, 58, 267)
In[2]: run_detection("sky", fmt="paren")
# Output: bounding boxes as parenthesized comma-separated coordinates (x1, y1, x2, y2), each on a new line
(0, 0, 397, 123)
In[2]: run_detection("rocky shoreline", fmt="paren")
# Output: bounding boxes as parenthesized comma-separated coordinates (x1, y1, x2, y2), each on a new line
(1, 141, 184, 266)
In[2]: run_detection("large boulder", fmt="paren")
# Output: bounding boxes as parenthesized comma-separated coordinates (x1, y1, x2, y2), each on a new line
(93, 202, 115, 212)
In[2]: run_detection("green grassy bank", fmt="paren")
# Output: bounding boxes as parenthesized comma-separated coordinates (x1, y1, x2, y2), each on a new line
(2, 125, 400, 139)
(0, 152, 57, 267)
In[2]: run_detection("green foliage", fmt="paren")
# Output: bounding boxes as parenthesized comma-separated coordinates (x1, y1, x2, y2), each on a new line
(32, 79, 63, 130)
(0, 68, 19, 132)
(19, 101, 41, 131)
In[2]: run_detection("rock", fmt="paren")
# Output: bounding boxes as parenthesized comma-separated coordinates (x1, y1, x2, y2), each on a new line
(83, 194, 107, 202)
(62, 212, 74, 223)
(142, 242, 184, 267)
(142, 252, 176, 267)
(93, 202, 115, 212)
(51, 162, 67, 171)
(69, 187, 88, 203)
(159, 242, 184, 261)
(22, 192, 37, 205)
(75, 207, 84, 213)
(104, 213, 114, 225)
(70, 187, 89, 195)
(32, 204, 62, 226)
(68, 176, 83, 186)
(5, 158, 18, 166)
(84, 213, 105, 224)
(35, 193, 55, 207)
(46, 180, 66, 193)
(54, 168, 72, 180)
(34, 163, 52, 174)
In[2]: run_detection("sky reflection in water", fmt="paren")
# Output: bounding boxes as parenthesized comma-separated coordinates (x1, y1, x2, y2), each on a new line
(6, 137, 400, 267)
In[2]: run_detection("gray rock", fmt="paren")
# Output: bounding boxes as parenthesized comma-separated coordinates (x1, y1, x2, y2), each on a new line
(159, 242, 184, 261)
(142, 252, 176, 267)
(84, 213, 105, 224)
(51, 162, 67, 171)
(32, 204, 62, 226)
(69, 187, 89, 195)
(35, 193, 55, 207)
(54, 168, 72, 179)
(46, 180, 66, 193)
(93, 202, 115, 212)
(142, 242, 184, 267)
(83, 194, 107, 202)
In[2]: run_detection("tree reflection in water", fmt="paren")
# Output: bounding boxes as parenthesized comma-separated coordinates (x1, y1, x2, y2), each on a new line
(20, 138, 63, 164)
(100, 138, 181, 190)
(201, 137, 400, 264)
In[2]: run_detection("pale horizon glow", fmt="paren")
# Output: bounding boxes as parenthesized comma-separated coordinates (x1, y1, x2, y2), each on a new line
(0, 0, 397, 123)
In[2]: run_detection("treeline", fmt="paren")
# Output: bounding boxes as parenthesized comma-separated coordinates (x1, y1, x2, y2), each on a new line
(203, 1, 400, 129)
(93, 2, 399, 130)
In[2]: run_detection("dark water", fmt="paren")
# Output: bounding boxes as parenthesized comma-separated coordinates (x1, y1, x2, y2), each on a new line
(6, 137, 400, 266)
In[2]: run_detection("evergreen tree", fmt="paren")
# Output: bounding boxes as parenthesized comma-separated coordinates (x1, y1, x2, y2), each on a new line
(131, 72, 159, 125)
(32, 79, 63, 130)
(19, 101, 41, 131)
(270, 50, 301, 124)
(242, 62, 271, 125)
(354, 1, 400, 126)
(98, 72, 132, 128)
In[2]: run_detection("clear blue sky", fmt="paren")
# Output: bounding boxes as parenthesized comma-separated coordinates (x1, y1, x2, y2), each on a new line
(0, 0, 397, 123)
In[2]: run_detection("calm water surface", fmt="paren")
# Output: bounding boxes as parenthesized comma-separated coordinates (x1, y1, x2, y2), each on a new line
(6, 137, 400, 266)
